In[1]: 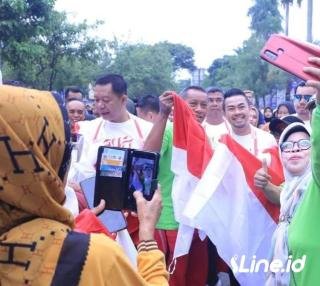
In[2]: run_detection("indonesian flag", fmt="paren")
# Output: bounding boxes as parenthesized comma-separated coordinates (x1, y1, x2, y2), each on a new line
(171, 95, 213, 257)
(171, 95, 283, 285)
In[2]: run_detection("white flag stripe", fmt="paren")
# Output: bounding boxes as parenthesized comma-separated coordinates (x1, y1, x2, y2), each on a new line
(171, 147, 200, 258)
(171, 147, 199, 223)
(181, 142, 233, 222)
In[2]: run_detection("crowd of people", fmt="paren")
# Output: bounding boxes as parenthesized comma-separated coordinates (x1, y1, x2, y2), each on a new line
(0, 55, 319, 286)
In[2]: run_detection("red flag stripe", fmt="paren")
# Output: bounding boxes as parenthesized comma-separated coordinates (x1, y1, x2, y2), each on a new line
(173, 95, 213, 178)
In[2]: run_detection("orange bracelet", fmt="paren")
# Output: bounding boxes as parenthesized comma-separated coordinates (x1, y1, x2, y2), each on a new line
(137, 240, 158, 252)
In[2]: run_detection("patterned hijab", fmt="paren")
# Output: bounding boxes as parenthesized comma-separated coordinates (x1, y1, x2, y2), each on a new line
(266, 122, 311, 286)
(0, 85, 74, 234)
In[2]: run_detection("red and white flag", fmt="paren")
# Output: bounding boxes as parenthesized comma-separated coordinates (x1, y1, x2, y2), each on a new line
(171, 95, 213, 257)
(171, 95, 283, 285)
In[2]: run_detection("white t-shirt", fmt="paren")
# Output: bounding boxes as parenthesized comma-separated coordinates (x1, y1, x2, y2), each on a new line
(68, 114, 153, 182)
(292, 114, 312, 134)
(232, 126, 277, 165)
(303, 120, 311, 134)
(203, 120, 230, 148)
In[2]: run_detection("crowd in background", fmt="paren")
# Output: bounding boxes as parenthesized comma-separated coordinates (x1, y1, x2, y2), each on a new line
(0, 56, 319, 286)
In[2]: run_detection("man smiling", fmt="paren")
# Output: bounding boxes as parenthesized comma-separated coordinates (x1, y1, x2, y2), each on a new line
(180, 86, 207, 123)
(223, 88, 277, 161)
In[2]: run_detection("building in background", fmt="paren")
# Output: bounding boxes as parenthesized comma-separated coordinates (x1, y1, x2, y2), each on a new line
(191, 68, 207, 86)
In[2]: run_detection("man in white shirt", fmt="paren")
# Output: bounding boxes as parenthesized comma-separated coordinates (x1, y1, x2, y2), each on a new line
(223, 88, 277, 162)
(68, 74, 152, 245)
(69, 74, 152, 181)
(202, 87, 229, 148)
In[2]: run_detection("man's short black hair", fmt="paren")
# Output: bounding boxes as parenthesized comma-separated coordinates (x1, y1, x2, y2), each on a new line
(65, 86, 83, 101)
(135, 95, 160, 114)
(95, 74, 127, 96)
(206, 87, 224, 94)
(180, 85, 206, 99)
(294, 81, 306, 94)
(223, 88, 249, 110)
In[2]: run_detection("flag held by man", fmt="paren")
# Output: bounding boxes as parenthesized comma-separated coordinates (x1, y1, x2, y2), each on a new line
(171, 94, 283, 285)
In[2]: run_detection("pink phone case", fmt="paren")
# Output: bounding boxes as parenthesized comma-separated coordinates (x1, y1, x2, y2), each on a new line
(260, 34, 320, 81)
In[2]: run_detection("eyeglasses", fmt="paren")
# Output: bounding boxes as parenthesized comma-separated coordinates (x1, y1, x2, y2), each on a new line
(280, 139, 311, 153)
(293, 94, 313, 102)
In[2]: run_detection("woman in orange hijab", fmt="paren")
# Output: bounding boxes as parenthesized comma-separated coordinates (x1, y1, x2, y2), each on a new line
(0, 85, 168, 285)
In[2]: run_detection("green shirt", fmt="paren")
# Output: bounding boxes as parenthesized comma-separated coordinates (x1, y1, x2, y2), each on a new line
(156, 123, 179, 229)
(288, 106, 320, 286)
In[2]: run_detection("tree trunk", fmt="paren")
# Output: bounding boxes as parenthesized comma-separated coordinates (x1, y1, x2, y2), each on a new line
(285, 4, 290, 36)
(306, 0, 313, 42)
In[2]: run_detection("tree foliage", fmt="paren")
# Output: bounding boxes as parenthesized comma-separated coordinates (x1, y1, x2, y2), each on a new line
(248, 0, 282, 40)
(108, 43, 176, 98)
(0, 0, 110, 91)
(205, 0, 289, 106)
(156, 42, 196, 72)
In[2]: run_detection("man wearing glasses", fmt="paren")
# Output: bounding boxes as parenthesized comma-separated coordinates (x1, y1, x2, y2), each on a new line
(293, 81, 317, 132)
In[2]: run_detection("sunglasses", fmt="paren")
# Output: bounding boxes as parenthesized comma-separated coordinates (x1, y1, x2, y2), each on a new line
(280, 139, 311, 153)
(293, 94, 313, 102)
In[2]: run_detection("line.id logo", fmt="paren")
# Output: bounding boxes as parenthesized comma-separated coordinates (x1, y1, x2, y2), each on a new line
(230, 255, 306, 273)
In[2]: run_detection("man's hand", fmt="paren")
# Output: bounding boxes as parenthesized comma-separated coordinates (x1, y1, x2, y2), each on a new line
(254, 159, 271, 189)
(134, 187, 162, 241)
(159, 91, 175, 117)
(304, 57, 320, 104)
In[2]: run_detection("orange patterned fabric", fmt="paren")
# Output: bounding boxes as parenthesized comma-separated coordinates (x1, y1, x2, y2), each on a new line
(0, 85, 74, 233)
(0, 86, 169, 286)
(0, 218, 71, 285)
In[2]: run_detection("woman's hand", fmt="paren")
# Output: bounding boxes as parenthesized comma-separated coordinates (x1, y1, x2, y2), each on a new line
(134, 187, 162, 241)
(304, 57, 320, 104)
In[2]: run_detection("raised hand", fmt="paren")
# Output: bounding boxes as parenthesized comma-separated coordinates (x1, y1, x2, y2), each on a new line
(254, 158, 271, 190)
(133, 187, 162, 241)
(304, 57, 320, 104)
(159, 91, 175, 117)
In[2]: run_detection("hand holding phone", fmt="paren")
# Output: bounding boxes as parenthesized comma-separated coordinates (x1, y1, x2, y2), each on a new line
(80, 177, 127, 233)
(260, 34, 320, 81)
(94, 147, 160, 211)
(133, 187, 163, 241)
(303, 57, 320, 105)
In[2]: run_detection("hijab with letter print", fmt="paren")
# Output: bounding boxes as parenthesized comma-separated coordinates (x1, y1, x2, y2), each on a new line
(0, 85, 73, 233)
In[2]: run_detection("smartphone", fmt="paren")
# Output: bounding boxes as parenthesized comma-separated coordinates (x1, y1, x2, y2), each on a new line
(126, 150, 160, 210)
(260, 34, 320, 81)
(94, 147, 130, 210)
(80, 176, 127, 233)
(94, 147, 160, 211)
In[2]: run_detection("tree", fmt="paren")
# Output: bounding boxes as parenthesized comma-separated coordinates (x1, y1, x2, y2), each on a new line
(205, 36, 289, 105)
(155, 42, 196, 72)
(203, 56, 235, 89)
(248, 0, 282, 40)
(280, 0, 303, 36)
(109, 43, 176, 98)
(306, 0, 313, 42)
(1, 1, 110, 90)
(0, 0, 55, 67)
(205, 0, 287, 106)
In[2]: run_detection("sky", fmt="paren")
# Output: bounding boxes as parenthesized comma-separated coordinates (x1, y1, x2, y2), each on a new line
(55, 0, 320, 69)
